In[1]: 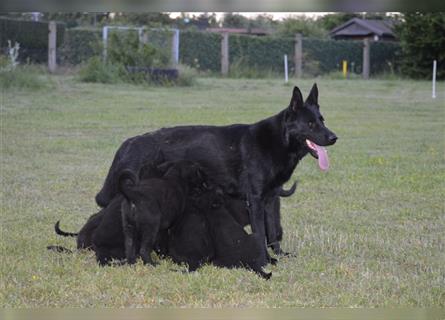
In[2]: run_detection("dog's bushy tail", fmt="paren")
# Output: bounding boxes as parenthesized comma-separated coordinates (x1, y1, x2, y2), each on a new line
(118, 169, 139, 200)
(279, 180, 298, 197)
(54, 221, 78, 237)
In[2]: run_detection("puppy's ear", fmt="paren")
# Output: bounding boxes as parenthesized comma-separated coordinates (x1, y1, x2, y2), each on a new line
(289, 86, 304, 112)
(196, 167, 206, 180)
(156, 161, 175, 175)
(305, 83, 318, 107)
(153, 148, 165, 165)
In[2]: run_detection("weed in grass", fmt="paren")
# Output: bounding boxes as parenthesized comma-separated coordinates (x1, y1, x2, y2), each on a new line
(0, 65, 51, 90)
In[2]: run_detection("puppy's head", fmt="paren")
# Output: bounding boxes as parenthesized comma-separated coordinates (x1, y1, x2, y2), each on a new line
(194, 187, 225, 212)
(157, 160, 210, 193)
(118, 169, 142, 202)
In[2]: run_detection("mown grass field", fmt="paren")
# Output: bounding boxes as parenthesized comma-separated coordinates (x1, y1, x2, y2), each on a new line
(1, 75, 444, 307)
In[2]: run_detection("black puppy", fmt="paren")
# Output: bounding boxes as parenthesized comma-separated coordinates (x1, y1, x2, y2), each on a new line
(201, 190, 272, 279)
(47, 210, 105, 253)
(119, 160, 208, 265)
(166, 200, 215, 271)
(48, 198, 126, 265)
(166, 189, 272, 279)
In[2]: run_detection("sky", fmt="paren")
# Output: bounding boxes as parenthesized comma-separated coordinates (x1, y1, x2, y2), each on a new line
(168, 12, 332, 21)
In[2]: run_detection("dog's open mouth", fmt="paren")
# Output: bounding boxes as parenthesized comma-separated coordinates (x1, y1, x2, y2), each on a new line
(306, 139, 329, 171)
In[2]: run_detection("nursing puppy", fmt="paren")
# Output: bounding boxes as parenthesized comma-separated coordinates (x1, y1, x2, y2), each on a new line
(48, 210, 105, 253)
(119, 160, 208, 265)
(48, 198, 127, 266)
(166, 200, 215, 271)
(166, 189, 271, 279)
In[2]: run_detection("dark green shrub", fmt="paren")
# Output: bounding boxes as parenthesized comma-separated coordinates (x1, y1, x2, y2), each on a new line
(108, 31, 170, 67)
(395, 12, 445, 80)
(78, 56, 126, 84)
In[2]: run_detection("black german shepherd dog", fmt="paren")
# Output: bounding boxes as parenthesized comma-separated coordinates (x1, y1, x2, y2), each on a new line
(95, 84, 337, 270)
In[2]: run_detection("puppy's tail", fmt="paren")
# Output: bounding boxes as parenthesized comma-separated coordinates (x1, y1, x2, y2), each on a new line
(279, 180, 298, 197)
(47, 245, 73, 253)
(118, 169, 138, 200)
(54, 221, 78, 237)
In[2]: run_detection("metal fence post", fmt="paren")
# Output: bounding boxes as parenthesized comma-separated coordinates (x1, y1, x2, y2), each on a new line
(221, 32, 229, 76)
(172, 29, 179, 65)
(102, 26, 108, 62)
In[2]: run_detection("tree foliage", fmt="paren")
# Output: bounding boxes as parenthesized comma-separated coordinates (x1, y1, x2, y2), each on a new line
(277, 16, 327, 38)
(395, 12, 445, 79)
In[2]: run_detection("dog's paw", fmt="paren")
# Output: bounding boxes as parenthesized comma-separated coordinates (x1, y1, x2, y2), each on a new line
(269, 257, 278, 265)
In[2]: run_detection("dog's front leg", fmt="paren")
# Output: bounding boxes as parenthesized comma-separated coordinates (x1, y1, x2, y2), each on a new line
(246, 194, 268, 267)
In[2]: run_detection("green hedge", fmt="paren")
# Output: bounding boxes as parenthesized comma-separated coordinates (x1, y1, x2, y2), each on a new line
(178, 31, 401, 76)
(59, 28, 101, 65)
(179, 30, 221, 71)
(303, 38, 362, 74)
(229, 34, 294, 71)
(370, 41, 401, 74)
(0, 17, 65, 63)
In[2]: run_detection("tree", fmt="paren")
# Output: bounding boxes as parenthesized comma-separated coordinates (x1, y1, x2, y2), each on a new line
(111, 13, 172, 27)
(277, 16, 327, 38)
(317, 13, 359, 31)
(395, 12, 445, 79)
(222, 13, 249, 28)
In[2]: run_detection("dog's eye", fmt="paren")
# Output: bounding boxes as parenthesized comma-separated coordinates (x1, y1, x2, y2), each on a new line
(308, 122, 314, 129)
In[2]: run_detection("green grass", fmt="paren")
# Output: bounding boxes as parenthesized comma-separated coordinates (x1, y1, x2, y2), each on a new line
(1, 75, 444, 307)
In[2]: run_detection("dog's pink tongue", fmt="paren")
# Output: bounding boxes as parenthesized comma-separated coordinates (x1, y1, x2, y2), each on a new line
(315, 144, 329, 171)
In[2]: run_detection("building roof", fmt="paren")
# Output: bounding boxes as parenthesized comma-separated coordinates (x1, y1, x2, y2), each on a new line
(329, 18, 396, 38)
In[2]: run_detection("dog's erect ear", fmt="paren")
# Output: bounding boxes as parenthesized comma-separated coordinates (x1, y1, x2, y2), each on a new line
(305, 83, 318, 106)
(289, 86, 304, 112)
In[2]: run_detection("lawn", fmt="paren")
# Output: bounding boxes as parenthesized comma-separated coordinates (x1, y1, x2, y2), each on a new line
(1, 75, 444, 307)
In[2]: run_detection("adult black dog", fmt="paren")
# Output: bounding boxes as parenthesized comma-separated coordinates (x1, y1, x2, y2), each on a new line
(95, 84, 337, 269)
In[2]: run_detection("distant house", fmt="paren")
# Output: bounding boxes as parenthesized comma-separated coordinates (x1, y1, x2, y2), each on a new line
(206, 28, 270, 36)
(329, 18, 396, 41)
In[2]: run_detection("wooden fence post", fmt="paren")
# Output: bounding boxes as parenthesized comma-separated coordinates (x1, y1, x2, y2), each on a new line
(363, 38, 370, 80)
(48, 21, 57, 73)
(294, 33, 302, 78)
(221, 32, 229, 76)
